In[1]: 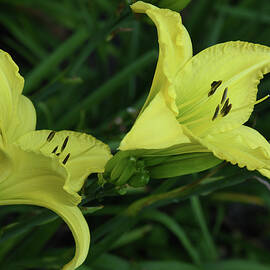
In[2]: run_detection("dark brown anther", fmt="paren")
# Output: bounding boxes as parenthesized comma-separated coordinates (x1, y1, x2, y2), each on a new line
(47, 131, 56, 142)
(221, 87, 228, 104)
(220, 98, 230, 115)
(61, 136, 69, 152)
(52, 146, 58, 154)
(211, 80, 222, 88)
(208, 80, 222, 96)
(212, 105, 220, 121)
(62, 153, 70, 165)
(222, 103, 232, 117)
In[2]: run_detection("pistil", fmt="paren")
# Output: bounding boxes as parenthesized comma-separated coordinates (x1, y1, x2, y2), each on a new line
(231, 94, 269, 113)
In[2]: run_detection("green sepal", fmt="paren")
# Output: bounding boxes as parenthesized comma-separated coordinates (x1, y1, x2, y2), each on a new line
(110, 157, 130, 181)
(115, 157, 137, 186)
(148, 152, 222, 179)
(104, 151, 129, 178)
(121, 143, 208, 157)
(103, 150, 221, 185)
(103, 151, 129, 183)
(143, 155, 171, 167)
(103, 151, 138, 186)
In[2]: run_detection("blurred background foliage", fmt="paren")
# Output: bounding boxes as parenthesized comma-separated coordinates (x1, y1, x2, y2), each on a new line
(0, 0, 270, 269)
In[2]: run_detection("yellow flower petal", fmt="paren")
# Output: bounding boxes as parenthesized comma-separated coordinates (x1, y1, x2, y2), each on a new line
(120, 91, 193, 151)
(131, 1, 192, 114)
(0, 145, 89, 270)
(7, 95, 36, 143)
(0, 50, 24, 96)
(0, 50, 36, 143)
(16, 130, 112, 196)
(258, 168, 270, 179)
(193, 125, 270, 173)
(0, 147, 12, 184)
(175, 41, 270, 136)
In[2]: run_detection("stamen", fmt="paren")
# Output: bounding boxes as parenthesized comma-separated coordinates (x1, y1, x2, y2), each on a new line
(61, 136, 69, 152)
(182, 116, 209, 126)
(180, 80, 223, 115)
(211, 80, 222, 88)
(208, 80, 222, 96)
(52, 146, 58, 154)
(62, 153, 70, 165)
(221, 87, 228, 104)
(47, 131, 56, 142)
(220, 98, 230, 115)
(178, 94, 206, 111)
(212, 105, 220, 121)
(222, 103, 232, 117)
(232, 94, 269, 113)
(254, 94, 269, 105)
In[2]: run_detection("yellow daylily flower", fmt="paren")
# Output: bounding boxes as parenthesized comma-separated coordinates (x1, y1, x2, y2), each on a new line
(0, 50, 112, 269)
(120, 1, 270, 179)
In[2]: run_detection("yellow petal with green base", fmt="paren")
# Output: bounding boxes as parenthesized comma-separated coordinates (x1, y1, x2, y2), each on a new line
(0, 145, 88, 270)
(120, 2, 270, 182)
(175, 41, 270, 136)
(122, 1, 194, 151)
(131, 1, 192, 114)
(120, 1, 270, 181)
